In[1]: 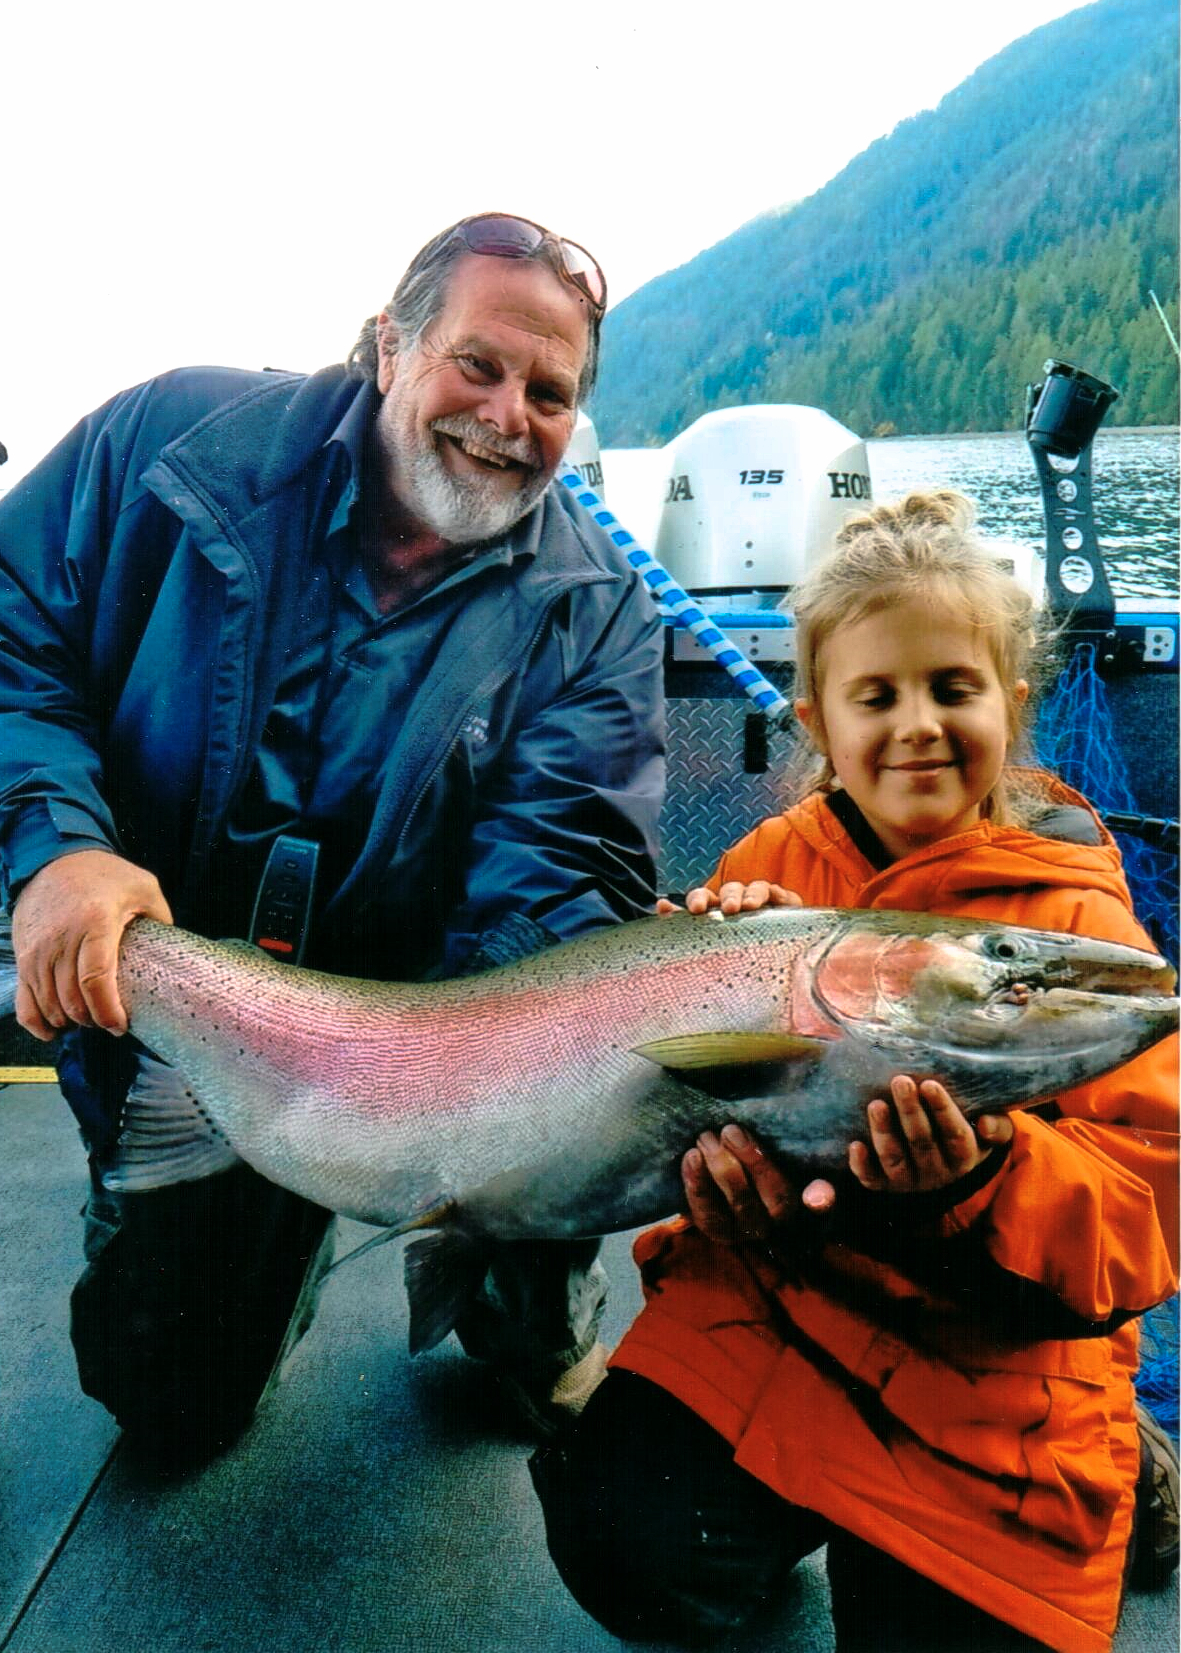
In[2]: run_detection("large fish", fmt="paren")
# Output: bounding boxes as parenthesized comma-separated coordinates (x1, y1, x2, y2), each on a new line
(95, 908, 1177, 1350)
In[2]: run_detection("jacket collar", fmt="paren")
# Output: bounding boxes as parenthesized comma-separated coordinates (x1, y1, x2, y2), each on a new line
(795, 778, 1132, 910)
(140, 363, 615, 596)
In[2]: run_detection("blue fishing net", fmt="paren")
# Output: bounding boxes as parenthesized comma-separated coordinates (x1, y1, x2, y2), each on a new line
(1034, 644, 1178, 967)
(1138, 1301, 1180, 1441)
(1035, 642, 1179, 1438)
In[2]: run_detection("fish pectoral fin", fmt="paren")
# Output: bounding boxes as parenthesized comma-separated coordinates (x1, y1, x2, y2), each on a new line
(404, 1231, 488, 1356)
(633, 1032, 829, 1069)
(632, 1033, 831, 1104)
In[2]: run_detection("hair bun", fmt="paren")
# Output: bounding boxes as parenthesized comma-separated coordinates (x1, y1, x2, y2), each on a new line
(898, 489, 976, 531)
(836, 489, 976, 545)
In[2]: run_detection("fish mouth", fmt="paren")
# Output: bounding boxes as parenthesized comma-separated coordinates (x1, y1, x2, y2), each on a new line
(963, 922, 1176, 999)
(940, 984, 1180, 1054)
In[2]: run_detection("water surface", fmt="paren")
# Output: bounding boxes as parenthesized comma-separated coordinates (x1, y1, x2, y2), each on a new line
(603, 428, 1179, 600)
(868, 428, 1178, 600)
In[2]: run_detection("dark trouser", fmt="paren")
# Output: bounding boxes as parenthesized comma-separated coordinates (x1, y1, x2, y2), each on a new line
(71, 1157, 606, 1461)
(530, 1372, 1055, 1651)
(71, 1161, 336, 1461)
(453, 1237, 607, 1391)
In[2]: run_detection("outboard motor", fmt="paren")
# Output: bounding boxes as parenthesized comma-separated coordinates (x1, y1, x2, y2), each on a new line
(653, 405, 870, 596)
(562, 410, 605, 498)
(647, 405, 871, 892)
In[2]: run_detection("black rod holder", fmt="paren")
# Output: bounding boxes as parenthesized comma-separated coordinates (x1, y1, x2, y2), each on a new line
(1025, 360, 1119, 633)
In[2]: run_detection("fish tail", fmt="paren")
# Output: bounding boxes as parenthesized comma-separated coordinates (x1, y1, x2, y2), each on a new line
(404, 1231, 489, 1356)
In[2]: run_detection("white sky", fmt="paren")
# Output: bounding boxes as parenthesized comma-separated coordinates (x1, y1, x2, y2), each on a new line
(2, 0, 1087, 482)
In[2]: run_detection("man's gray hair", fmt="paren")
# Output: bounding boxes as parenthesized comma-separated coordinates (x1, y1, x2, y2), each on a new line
(346, 216, 601, 403)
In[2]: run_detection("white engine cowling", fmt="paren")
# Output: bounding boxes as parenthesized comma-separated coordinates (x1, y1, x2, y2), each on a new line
(653, 405, 871, 592)
(561, 410, 605, 499)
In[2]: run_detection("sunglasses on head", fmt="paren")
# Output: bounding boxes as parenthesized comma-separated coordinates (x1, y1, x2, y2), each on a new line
(453, 213, 607, 315)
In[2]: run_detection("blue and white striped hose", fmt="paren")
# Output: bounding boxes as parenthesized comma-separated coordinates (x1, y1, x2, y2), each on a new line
(558, 466, 791, 720)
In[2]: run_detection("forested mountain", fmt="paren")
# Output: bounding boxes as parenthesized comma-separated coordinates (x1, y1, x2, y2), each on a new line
(594, 0, 1178, 443)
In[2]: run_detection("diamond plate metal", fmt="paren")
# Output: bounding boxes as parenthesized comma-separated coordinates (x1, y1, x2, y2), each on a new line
(658, 692, 798, 894)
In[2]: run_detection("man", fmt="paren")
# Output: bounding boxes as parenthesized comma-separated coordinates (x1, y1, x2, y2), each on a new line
(0, 212, 665, 1460)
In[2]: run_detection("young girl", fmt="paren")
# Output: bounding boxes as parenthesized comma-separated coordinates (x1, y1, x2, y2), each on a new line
(531, 492, 1179, 1653)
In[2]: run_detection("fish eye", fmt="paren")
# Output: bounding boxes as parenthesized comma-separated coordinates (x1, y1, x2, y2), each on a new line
(983, 934, 1026, 961)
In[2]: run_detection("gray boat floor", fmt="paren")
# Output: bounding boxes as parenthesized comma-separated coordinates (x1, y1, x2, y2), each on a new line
(2, 1079, 1176, 1653)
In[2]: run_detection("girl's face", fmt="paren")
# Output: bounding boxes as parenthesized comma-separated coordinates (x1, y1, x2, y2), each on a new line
(796, 597, 1026, 862)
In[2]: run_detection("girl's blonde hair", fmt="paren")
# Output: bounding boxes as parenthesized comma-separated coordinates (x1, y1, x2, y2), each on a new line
(787, 490, 1053, 825)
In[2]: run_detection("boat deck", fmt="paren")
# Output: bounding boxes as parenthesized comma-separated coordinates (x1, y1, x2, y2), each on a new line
(3, 1077, 1177, 1653)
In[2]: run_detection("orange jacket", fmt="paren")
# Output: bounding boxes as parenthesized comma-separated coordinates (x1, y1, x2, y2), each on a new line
(612, 781, 1178, 1653)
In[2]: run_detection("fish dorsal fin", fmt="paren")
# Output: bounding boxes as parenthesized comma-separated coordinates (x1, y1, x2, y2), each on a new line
(633, 1031, 828, 1069)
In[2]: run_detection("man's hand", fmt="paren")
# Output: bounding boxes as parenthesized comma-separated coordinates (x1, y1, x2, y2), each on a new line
(12, 851, 173, 1039)
(848, 1076, 1014, 1194)
(682, 1124, 835, 1244)
(657, 881, 802, 917)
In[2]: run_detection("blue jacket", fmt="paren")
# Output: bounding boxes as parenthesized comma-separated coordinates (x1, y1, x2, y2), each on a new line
(0, 365, 665, 1132)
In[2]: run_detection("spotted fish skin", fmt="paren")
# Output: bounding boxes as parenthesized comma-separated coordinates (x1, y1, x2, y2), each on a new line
(108, 908, 1177, 1248)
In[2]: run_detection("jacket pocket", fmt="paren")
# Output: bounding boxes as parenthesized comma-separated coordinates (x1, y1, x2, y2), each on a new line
(875, 1337, 1124, 1552)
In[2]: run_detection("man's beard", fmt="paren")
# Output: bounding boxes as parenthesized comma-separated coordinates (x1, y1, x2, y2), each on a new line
(378, 400, 550, 546)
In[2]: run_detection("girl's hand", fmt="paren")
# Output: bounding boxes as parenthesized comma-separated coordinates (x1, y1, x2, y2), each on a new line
(682, 1124, 835, 1244)
(848, 1076, 1014, 1194)
(656, 881, 802, 917)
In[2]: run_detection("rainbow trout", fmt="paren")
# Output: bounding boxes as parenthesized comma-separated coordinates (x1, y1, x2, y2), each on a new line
(99, 907, 1175, 1351)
